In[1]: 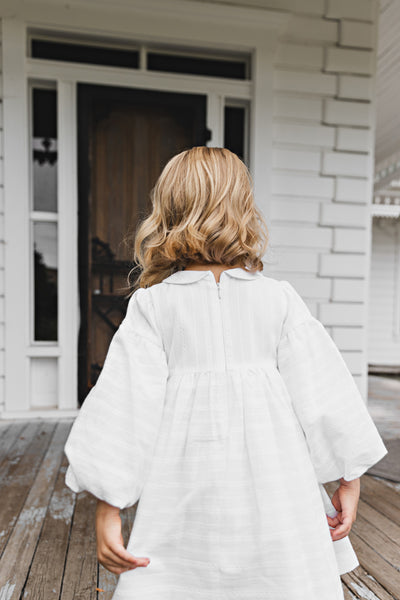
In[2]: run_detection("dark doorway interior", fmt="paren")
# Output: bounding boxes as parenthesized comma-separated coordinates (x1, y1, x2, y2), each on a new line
(77, 83, 209, 405)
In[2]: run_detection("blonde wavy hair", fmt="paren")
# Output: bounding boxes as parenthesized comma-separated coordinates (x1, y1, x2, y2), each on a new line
(124, 146, 269, 293)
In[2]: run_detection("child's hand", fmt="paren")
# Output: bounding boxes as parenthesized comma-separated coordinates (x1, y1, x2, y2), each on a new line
(326, 477, 360, 541)
(95, 500, 150, 574)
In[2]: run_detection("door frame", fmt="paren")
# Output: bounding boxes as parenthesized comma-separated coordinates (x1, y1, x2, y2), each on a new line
(77, 83, 210, 404)
(1, 1, 288, 417)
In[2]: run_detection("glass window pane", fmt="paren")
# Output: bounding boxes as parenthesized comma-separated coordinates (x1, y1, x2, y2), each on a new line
(147, 52, 248, 80)
(31, 39, 139, 69)
(224, 105, 246, 163)
(32, 88, 58, 212)
(33, 221, 58, 341)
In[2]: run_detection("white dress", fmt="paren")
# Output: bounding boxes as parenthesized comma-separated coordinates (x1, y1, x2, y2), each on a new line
(64, 267, 388, 600)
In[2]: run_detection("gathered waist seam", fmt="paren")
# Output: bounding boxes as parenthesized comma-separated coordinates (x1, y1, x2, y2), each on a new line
(168, 363, 277, 376)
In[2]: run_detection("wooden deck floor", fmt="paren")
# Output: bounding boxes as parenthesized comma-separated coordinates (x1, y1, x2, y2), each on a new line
(0, 419, 399, 600)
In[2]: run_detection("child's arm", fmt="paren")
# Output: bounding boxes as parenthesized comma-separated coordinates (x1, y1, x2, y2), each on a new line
(95, 500, 150, 574)
(64, 287, 168, 511)
(277, 280, 388, 485)
(326, 477, 360, 541)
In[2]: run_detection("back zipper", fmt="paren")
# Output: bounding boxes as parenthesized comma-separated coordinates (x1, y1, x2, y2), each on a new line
(216, 281, 227, 369)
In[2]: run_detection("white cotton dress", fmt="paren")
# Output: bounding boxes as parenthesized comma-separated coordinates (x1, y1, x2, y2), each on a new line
(64, 267, 388, 600)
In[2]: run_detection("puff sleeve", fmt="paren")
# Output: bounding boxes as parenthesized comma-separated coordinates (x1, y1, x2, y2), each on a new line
(64, 287, 168, 510)
(277, 280, 388, 484)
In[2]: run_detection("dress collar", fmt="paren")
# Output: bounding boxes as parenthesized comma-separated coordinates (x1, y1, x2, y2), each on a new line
(162, 267, 263, 285)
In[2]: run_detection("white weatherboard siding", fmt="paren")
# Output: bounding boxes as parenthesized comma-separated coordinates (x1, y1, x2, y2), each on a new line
(0, 0, 380, 414)
(368, 218, 400, 369)
(265, 0, 379, 400)
(195, 0, 379, 400)
(0, 23, 4, 416)
(0, 0, 286, 417)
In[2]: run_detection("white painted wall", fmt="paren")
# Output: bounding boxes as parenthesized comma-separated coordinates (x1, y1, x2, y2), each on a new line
(368, 217, 400, 368)
(191, 1, 379, 400)
(0, 22, 5, 416)
(0, 0, 381, 411)
(257, 0, 377, 399)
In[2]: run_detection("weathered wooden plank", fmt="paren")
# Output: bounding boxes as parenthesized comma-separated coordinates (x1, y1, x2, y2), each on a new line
(349, 531, 400, 598)
(0, 421, 43, 477)
(0, 421, 27, 463)
(0, 423, 14, 448)
(0, 422, 67, 599)
(60, 491, 98, 600)
(0, 421, 56, 556)
(96, 565, 118, 599)
(356, 499, 400, 546)
(368, 439, 400, 483)
(0, 424, 398, 600)
(362, 475, 400, 508)
(352, 514, 400, 572)
(359, 477, 400, 526)
(343, 566, 396, 600)
(342, 582, 358, 599)
(21, 452, 76, 599)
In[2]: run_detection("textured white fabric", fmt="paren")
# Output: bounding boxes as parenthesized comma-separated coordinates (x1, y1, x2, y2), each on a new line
(64, 268, 387, 600)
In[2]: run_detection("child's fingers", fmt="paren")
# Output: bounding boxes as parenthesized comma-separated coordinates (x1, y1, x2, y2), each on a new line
(101, 558, 138, 575)
(104, 542, 150, 568)
(100, 554, 136, 573)
(99, 550, 149, 574)
(329, 515, 352, 541)
(326, 514, 340, 527)
(111, 541, 150, 565)
(101, 547, 142, 570)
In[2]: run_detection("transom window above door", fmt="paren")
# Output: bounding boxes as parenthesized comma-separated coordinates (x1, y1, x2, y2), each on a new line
(25, 26, 252, 411)
(28, 30, 252, 165)
(29, 33, 251, 80)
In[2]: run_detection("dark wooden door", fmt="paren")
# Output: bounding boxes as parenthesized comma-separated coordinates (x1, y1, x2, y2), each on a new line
(78, 84, 209, 404)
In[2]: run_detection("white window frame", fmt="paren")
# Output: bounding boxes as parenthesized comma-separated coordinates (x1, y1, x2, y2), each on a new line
(223, 99, 251, 167)
(1, 1, 288, 417)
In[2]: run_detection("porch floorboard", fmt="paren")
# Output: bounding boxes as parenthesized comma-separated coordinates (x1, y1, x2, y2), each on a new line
(0, 419, 398, 599)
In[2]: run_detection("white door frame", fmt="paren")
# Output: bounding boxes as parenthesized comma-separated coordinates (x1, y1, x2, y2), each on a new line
(1, 0, 288, 418)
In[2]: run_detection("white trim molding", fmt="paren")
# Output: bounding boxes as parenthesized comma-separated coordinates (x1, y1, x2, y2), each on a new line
(2, 18, 30, 413)
(0, 1, 289, 417)
(0, 0, 288, 37)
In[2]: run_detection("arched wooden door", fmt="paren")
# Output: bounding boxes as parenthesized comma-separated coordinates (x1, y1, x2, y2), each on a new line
(78, 83, 209, 405)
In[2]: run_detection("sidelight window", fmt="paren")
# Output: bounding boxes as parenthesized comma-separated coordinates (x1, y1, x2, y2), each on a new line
(30, 84, 58, 342)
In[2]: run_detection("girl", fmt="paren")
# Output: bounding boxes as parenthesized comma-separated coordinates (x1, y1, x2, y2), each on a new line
(64, 146, 387, 600)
